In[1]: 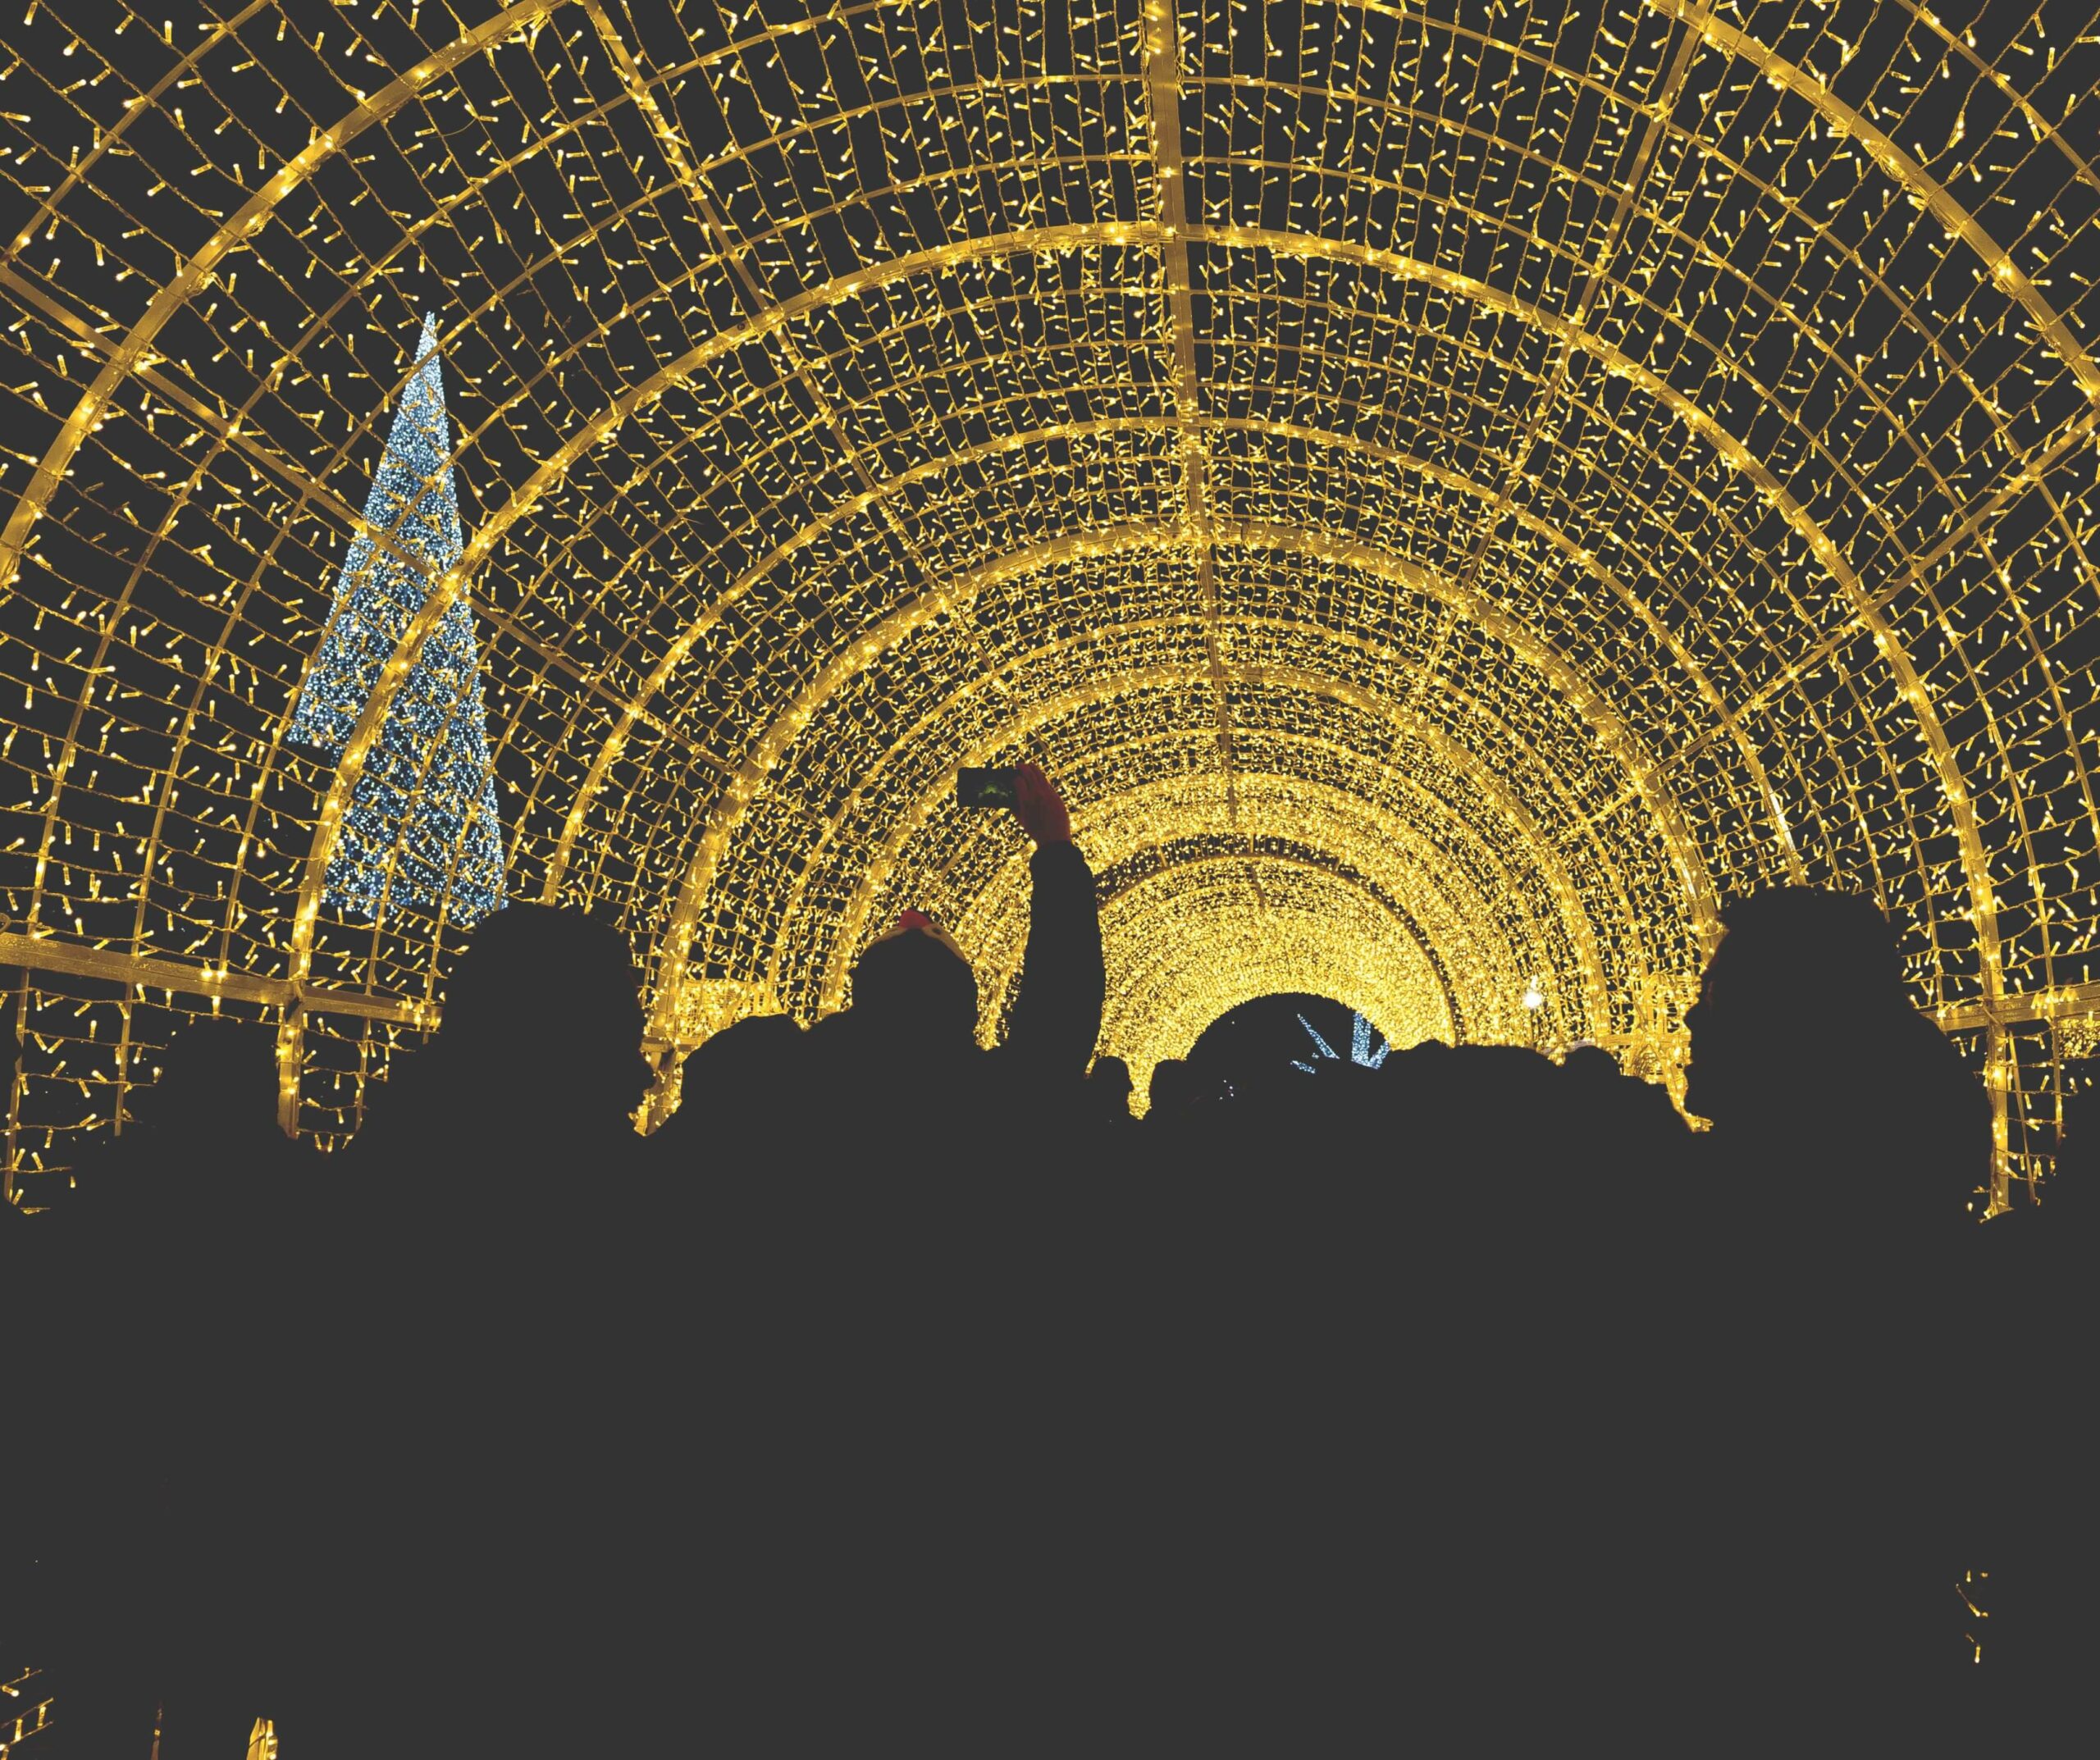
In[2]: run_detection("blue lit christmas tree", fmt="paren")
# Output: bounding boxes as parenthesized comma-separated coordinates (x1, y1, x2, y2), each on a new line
(287, 316, 505, 924)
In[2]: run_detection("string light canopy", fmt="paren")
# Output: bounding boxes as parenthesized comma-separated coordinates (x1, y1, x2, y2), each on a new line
(0, 2, 2094, 1201)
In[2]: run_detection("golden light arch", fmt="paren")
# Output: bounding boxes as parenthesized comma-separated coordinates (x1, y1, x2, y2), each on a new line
(0, 1, 2093, 1200)
(1088, 857, 1462, 1096)
(659, 531, 1696, 1033)
(799, 654, 1627, 1027)
(944, 766, 1546, 1060)
(824, 755, 1557, 1047)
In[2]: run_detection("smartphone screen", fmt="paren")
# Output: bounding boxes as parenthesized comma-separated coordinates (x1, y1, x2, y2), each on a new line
(956, 766, 1018, 809)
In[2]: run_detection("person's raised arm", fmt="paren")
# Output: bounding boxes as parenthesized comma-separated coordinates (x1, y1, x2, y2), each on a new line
(1002, 763, 1104, 1078)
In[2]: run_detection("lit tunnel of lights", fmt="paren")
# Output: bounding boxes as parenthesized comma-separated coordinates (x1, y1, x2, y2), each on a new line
(0, 1, 2096, 1199)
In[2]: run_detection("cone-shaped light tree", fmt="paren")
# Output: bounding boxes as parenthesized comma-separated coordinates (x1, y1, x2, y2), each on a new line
(288, 316, 505, 925)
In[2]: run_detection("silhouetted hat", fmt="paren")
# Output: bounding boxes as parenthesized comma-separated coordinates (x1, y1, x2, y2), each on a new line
(443, 903, 646, 1068)
(851, 913, 979, 1044)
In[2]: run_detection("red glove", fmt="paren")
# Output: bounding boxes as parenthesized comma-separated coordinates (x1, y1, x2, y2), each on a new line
(1012, 761, 1071, 847)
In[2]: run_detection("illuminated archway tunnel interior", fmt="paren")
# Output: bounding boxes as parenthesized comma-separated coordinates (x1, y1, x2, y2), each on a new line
(1, 1, 2096, 1197)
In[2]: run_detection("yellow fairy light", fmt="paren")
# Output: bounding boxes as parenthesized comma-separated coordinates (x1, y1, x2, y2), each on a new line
(0, 1, 2089, 1214)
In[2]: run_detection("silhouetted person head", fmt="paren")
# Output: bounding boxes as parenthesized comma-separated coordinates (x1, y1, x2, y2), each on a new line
(54, 1019, 295, 1295)
(128, 1018, 281, 1142)
(1082, 1055, 1134, 1132)
(841, 764, 1083, 1066)
(849, 910, 979, 1052)
(1684, 887, 1907, 1133)
(1147, 1057, 1195, 1119)
(1440, 1046, 1560, 1151)
(1687, 886, 1989, 1236)
(440, 903, 651, 1124)
(1559, 1044, 1620, 1087)
(660, 1013, 806, 1160)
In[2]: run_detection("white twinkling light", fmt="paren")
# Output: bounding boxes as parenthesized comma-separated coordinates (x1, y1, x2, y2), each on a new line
(287, 317, 504, 927)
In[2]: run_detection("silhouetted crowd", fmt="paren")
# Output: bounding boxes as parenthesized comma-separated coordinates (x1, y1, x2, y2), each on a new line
(2, 763, 2089, 1753)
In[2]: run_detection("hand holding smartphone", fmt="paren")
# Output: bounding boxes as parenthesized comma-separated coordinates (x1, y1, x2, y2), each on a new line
(956, 763, 1071, 846)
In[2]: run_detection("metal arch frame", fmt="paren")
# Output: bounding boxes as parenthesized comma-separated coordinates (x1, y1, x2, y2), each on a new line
(8, 199, 1974, 1125)
(815, 750, 1545, 1047)
(687, 0, 2089, 1033)
(971, 846, 1463, 1053)
(0, 5, 2072, 1186)
(11, 239, 2002, 1060)
(18, 235, 1984, 1000)
(1096, 846, 1471, 1038)
(942, 768, 1537, 1041)
(956, 794, 1513, 1051)
(533, 406, 1806, 904)
(739, 592, 1664, 1035)
(537, 222, 2015, 1009)
(531, 111, 2057, 909)
(0, 45, 1903, 896)
(628, 508, 1721, 1017)
(712, 517, 1718, 928)
(805, 657, 1623, 1034)
(3, 0, 2078, 1150)
(1647, 1, 2099, 404)
(2, 264, 1802, 1006)
(3, 4, 2062, 838)
(1088, 863, 1461, 1069)
(642, 533, 1684, 1032)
